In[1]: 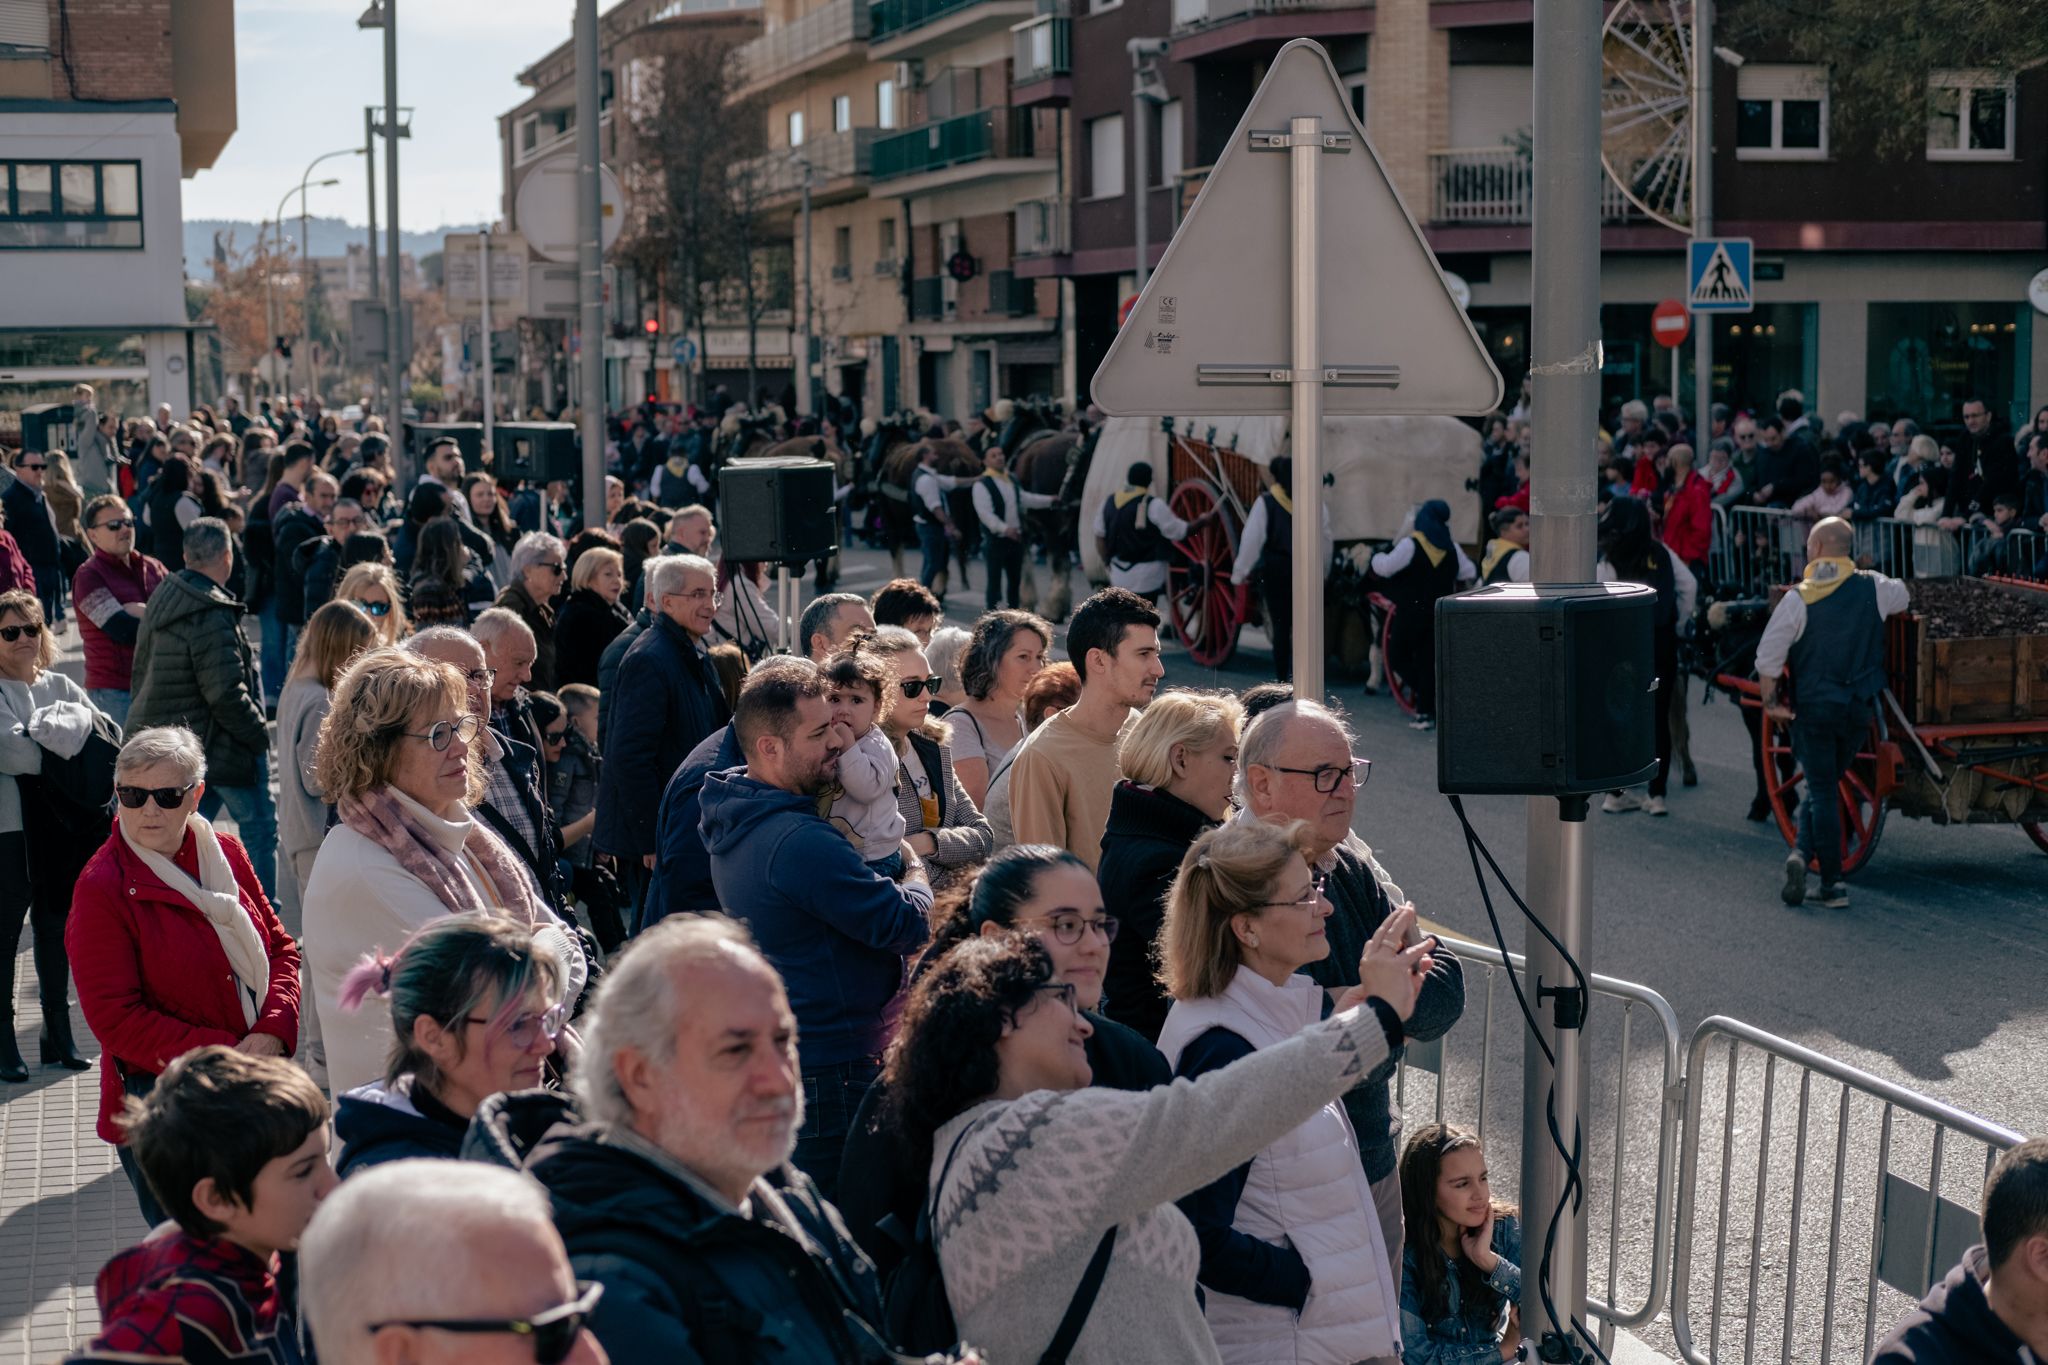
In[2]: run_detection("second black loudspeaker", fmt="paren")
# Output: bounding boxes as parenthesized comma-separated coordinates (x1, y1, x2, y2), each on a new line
(1435, 582, 1658, 796)
(718, 458, 839, 564)
(493, 423, 581, 483)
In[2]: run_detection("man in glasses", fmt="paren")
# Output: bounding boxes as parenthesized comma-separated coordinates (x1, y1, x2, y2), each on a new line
(4, 445, 68, 634)
(72, 493, 168, 728)
(296, 495, 368, 618)
(299, 1160, 605, 1365)
(128, 518, 279, 901)
(1237, 698, 1463, 1304)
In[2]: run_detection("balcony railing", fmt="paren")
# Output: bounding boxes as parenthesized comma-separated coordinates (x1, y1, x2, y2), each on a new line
(737, 128, 880, 200)
(734, 0, 869, 89)
(1014, 195, 1069, 256)
(872, 107, 1040, 181)
(1170, 0, 1362, 34)
(1011, 11, 1070, 83)
(1429, 148, 1647, 225)
(871, 0, 984, 40)
(910, 276, 946, 320)
(984, 270, 1039, 317)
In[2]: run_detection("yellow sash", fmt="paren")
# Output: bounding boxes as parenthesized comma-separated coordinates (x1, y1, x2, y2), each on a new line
(1480, 538, 1516, 578)
(1795, 556, 1860, 606)
(1267, 483, 1294, 515)
(1112, 487, 1147, 510)
(1409, 530, 1448, 568)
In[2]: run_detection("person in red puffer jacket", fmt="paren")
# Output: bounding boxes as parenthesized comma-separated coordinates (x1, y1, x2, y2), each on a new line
(68, 1046, 335, 1364)
(1661, 443, 1714, 576)
(71, 492, 169, 730)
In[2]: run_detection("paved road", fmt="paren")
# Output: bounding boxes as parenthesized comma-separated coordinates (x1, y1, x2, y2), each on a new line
(5, 545, 2039, 1362)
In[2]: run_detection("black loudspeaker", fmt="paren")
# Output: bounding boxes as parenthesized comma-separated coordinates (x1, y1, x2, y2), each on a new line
(493, 423, 581, 483)
(718, 458, 840, 564)
(1436, 583, 1659, 796)
(409, 422, 486, 473)
(19, 403, 75, 456)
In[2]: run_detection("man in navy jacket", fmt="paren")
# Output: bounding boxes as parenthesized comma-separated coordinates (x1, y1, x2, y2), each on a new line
(698, 657, 932, 1202)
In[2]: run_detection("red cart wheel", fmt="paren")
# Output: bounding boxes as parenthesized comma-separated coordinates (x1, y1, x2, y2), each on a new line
(2024, 822, 2048, 854)
(1368, 592, 1421, 718)
(1758, 707, 1888, 876)
(1165, 480, 1241, 668)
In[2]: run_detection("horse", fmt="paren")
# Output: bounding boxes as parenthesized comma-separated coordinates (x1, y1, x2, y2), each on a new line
(878, 433, 983, 598)
(1002, 400, 1094, 624)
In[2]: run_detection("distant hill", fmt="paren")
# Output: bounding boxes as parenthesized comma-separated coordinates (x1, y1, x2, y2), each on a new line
(184, 216, 488, 271)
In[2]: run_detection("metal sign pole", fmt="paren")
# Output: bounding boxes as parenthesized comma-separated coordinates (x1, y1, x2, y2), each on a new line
(1522, 0, 1602, 1352)
(1288, 113, 1324, 702)
(481, 232, 496, 447)
(575, 0, 606, 534)
(1692, 0, 1715, 437)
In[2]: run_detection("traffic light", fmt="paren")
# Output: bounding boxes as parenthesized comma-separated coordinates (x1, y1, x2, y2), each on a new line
(643, 317, 660, 336)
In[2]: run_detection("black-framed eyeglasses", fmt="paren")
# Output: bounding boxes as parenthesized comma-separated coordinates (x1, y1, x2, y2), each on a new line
(463, 1001, 566, 1050)
(1265, 869, 1330, 909)
(400, 715, 483, 752)
(91, 517, 136, 533)
(1017, 912, 1120, 946)
(0, 623, 43, 643)
(352, 598, 392, 617)
(899, 674, 944, 699)
(116, 782, 197, 810)
(1032, 981, 1080, 1016)
(369, 1280, 602, 1364)
(1264, 757, 1371, 794)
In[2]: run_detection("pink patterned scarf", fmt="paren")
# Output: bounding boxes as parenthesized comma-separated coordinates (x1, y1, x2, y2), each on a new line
(337, 787, 548, 925)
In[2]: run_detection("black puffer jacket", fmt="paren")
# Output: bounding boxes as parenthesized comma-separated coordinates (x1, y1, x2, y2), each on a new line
(127, 570, 268, 787)
(270, 501, 325, 627)
(463, 1090, 902, 1364)
(1095, 780, 1217, 1043)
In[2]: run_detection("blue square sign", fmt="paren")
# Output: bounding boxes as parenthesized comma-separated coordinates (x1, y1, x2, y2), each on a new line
(1688, 238, 1753, 313)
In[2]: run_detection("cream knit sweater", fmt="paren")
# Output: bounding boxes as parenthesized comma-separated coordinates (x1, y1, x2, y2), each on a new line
(932, 1000, 1398, 1365)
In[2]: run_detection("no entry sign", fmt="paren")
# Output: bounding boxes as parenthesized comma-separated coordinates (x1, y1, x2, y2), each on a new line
(1651, 298, 1690, 349)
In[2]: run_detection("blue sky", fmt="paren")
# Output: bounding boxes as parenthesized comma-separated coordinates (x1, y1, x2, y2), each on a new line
(183, 0, 581, 229)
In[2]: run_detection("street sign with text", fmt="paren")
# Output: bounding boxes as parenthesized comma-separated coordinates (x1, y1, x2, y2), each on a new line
(445, 232, 531, 319)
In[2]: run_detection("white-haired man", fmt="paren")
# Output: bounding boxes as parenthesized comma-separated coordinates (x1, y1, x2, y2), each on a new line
(495, 531, 566, 693)
(463, 915, 898, 1361)
(1237, 698, 1464, 1314)
(298, 1159, 606, 1365)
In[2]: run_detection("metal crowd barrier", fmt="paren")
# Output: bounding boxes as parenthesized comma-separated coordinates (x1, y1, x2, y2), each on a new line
(1670, 1018, 2025, 1364)
(1394, 937, 1684, 1350)
(1707, 506, 2045, 590)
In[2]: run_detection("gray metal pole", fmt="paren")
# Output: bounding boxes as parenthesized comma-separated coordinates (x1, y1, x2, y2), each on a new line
(1132, 85, 1150, 294)
(297, 190, 309, 405)
(481, 230, 495, 445)
(264, 218, 277, 403)
(365, 107, 379, 417)
(1522, 0, 1601, 1349)
(798, 163, 813, 418)
(1692, 0, 1714, 435)
(576, 0, 605, 534)
(1288, 112, 1323, 702)
(383, 0, 403, 461)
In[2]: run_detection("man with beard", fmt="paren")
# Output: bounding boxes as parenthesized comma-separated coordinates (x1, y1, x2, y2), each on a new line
(697, 658, 932, 1199)
(464, 915, 899, 1362)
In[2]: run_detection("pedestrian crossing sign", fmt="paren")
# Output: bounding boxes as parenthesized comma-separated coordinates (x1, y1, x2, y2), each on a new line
(1688, 238, 1754, 313)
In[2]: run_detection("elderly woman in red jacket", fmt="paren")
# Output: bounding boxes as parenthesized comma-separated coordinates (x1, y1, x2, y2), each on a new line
(67, 724, 300, 1227)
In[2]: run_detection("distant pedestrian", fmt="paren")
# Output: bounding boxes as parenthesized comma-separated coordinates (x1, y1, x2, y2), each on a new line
(73, 493, 168, 728)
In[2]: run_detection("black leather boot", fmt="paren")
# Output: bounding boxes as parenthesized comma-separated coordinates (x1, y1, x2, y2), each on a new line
(1, 957, 28, 1082)
(34, 931, 89, 1072)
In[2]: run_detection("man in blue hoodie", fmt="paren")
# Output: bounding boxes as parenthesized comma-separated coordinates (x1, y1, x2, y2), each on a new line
(697, 656, 932, 1201)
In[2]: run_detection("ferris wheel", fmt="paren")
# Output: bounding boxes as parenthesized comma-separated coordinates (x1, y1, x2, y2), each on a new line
(1601, 0, 1697, 232)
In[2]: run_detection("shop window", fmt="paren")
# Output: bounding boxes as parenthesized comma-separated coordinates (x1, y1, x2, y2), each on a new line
(1711, 303, 1817, 418)
(0, 160, 143, 249)
(1735, 65, 1827, 160)
(1865, 302, 2027, 427)
(1927, 71, 2014, 160)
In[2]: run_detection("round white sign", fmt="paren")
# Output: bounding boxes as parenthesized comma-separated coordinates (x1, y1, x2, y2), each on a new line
(513, 153, 626, 264)
(2030, 267, 2048, 317)
(1442, 271, 1472, 312)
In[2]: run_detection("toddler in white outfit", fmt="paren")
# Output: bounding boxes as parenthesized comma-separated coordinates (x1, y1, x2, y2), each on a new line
(823, 643, 908, 877)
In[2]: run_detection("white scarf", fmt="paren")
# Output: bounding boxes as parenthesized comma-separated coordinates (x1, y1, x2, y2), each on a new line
(120, 814, 269, 1028)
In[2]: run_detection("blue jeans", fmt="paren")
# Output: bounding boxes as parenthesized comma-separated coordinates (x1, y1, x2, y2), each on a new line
(199, 750, 277, 903)
(88, 688, 131, 730)
(1792, 703, 1870, 887)
(258, 603, 288, 706)
(795, 1055, 882, 1206)
(916, 521, 949, 591)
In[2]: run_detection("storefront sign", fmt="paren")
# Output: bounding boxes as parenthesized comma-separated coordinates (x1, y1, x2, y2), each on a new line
(2029, 267, 2048, 317)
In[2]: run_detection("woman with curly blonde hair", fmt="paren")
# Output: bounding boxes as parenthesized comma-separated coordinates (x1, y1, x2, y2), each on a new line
(336, 561, 410, 647)
(301, 646, 585, 1094)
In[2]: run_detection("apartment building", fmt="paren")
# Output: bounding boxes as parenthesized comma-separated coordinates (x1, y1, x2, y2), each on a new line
(310, 243, 419, 302)
(0, 0, 237, 426)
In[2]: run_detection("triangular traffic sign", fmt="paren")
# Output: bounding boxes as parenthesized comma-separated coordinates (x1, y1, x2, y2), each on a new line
(1091, 39, 1502, 418)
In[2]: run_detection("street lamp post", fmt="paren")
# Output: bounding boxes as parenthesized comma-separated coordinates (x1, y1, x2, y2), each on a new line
(264, 176, 339, 408)
(576, 0, 605, 534)
(359, 0, 405, 459)
(795, 155, 814, 419)
(295, 149, 364, 406)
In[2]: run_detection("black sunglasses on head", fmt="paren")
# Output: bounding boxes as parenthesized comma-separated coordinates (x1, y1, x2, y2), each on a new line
(116, 782, 196, 810)
(369, 1280, 602, 1365)
(898, 675, 944, 699)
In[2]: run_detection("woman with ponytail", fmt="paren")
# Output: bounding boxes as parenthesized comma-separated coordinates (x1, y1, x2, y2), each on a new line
(835, 844, 1171, 1274)
(331, 914, 564, 1177)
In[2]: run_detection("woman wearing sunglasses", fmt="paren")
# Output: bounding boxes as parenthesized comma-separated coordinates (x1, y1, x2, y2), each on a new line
(837, 844, 1169, 1275)
(332, 913, 564, 1177)
(66, 725, 301, 1223)
(0, 588, 112, 1081)
(1155, 817, 1408, 1365)
(865, 626, 992, 886)
(303, 648, 587, 1096)
(336, 560, 410, 648)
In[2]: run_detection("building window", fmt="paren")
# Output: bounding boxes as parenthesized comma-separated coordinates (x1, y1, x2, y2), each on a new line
(0, 161, 143, 249)
(833, 225, 853, 280)
(1087, 114, 1125, 199)
(833, 94, 853, 133)
(1927, 71, 2014, 160)
(877, 79, 897, 130)
(1735, 65, 1827, 160)
(1157, 100, 1183, 187)
(877, 216, 898, 274)
(0, 0, 51, 49)
(1866, 302, 2025, 427)
(1089, 0, 1121, 12)
(788, 110, 806, 148)
(1346, 74, 1368, 128)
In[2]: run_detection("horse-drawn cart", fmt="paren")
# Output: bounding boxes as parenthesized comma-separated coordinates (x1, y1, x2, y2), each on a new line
(1717, 575, 2048, 874)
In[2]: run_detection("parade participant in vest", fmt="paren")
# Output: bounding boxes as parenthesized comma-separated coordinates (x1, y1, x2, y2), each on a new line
(1369, 501, 1475, 730)
(1157, 817, 1403, 1365)
(1479, 506, 1530, 585)
(972, 445, 1059, 611)
(1094, 462, 1193, 604)
(911, 443, 958, 595)
(1755, 516, 1907, 908)
(1231, 456, 1334, 683)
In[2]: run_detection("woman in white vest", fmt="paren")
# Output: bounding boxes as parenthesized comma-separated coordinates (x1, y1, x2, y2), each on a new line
(1155, 817, 1403, 1364)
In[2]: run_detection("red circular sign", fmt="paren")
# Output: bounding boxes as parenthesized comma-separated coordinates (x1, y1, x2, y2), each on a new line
(1118, 295, 1140, 328)
(1651, 298, 1690, 348)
